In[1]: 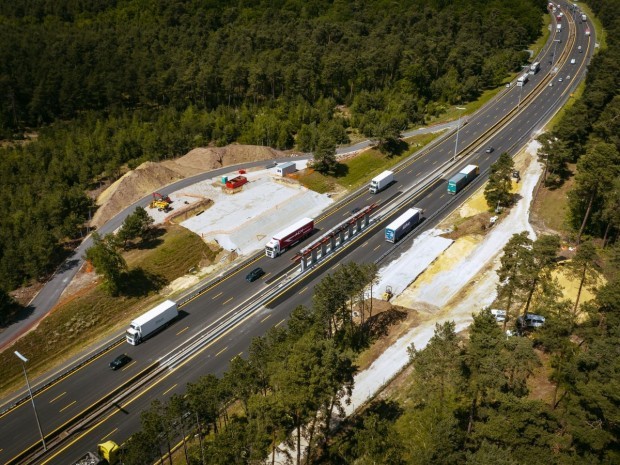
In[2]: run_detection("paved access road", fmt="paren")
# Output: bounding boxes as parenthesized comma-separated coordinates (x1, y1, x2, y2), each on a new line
(1, 6, 593, 464)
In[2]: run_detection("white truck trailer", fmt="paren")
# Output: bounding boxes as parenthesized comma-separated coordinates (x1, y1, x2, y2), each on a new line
(369, 170, 394, 194)
(126, 300, 178, 345)
(385, 208, 423, 243)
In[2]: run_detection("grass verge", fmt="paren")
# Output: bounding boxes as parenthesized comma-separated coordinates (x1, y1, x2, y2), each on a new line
(298, 131, 443, 194)
(0, 225, 215, 398)
(530, 165, 576, 236)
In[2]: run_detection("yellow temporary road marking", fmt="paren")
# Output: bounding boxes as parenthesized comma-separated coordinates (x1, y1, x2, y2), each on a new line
(223, 297, 234, 305)
(374, 244, 382, 251)
(121, 361, 137, 372)
(59, 401, 76, 413)
(331, 263, 339, 270)
(100, 428, 118, 441)
(211, 292, 223, 299)
(298, 286, 308, 295)
(216, 347, 228, 357)
(162, 384, 178, 396)
(49, 392, 66, 404)
(262, 272, 271, 278)
(260, 314, 271, 323)
(275, 319, 285, 328)
(406, 169, 413, 174)
(361, 241, 369, 247)
(176, 326, 189, 336)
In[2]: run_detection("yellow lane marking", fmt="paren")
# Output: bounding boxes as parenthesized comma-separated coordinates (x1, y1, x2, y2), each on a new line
(223, 297, 234, 305)
(406, 169, 413, 174)
(263, 272, 271, 278)
(298, 286, 308, 295)
(374, 244, 382, 251)
(59, 401, 76, 413)
(331, 263, 339, 270)
(275, 319, 285, 328)
(212, 292, 223, 299)
(162, 384, 178, 396)
(101, 428, 118, 441)
(237, 352, 243, 358)
(121, 361, 137, 372)
(176, 326, 189, 336)
(261, 314, 271, 323)
(49, 392, 66, 404)
(216, 347, 228, 357)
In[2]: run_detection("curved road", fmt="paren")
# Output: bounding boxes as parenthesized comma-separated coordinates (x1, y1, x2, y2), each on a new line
(0, 5, 594, 463)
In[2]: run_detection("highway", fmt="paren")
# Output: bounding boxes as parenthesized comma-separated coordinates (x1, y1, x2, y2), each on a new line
(0, 5, 594, 464)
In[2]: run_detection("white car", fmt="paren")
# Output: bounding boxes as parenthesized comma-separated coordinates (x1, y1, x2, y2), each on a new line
(558, 77, 563, 82)
(571, 58, 576, 64)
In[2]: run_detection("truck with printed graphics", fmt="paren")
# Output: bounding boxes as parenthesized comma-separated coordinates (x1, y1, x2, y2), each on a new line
(126, 300, 178, 345)
(385, 208, 423, 243)
(369, 170, 394, 194)
(265, 218, 314, 258)
(447, 164, 479, 195)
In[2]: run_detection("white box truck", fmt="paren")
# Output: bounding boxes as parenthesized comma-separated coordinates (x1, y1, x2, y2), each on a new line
(126, 300, 178, 345)
(369, 170, 394, 194)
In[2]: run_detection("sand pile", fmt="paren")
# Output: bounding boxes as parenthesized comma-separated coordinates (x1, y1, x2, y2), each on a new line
(91, 145, 286, 228)
(164, 145, 282, 176)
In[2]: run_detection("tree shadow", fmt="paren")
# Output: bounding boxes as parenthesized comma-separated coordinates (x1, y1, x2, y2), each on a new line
(363, 308, 408, 341)
(120, 268, 168, 297)
(381, 138, 408, 156)
(0, 303, 33, 328)
(332, 162, 349, 178)
(364, 399, 404, 422)
(134, 227, 166, 250)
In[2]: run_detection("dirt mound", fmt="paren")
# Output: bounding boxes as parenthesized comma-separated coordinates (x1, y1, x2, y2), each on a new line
(92, 162, 184, 228)
(166, 145, 283, 176)
(91, 145, 286, 228)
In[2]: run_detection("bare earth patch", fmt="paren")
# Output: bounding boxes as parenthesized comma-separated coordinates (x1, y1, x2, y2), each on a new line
(91, 144, 287, 228)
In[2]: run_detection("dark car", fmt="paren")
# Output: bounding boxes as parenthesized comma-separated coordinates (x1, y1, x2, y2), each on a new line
(109, 354, 131, 370)
(350, 206, 361, 214)
(246, 267, 265, 282)
(485, 146, 494, 153)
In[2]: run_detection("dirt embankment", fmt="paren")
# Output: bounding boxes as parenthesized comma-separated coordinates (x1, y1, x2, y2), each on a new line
(90, 145, 286, 228)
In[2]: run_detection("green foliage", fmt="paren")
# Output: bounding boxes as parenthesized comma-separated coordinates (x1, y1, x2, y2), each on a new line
(0, 289, 19, 326)
(312, 135, 339, 175)
(484, 152, 514, 210)
(84, 232, 127, 296)
(117, 206, 154, 249)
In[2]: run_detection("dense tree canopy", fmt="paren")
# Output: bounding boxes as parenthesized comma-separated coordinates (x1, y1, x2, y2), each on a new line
(0, 0, 545, 290)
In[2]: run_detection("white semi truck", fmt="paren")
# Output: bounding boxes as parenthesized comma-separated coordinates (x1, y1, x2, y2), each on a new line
(126, 300, 178, 345)
(369, 170, 394, 194)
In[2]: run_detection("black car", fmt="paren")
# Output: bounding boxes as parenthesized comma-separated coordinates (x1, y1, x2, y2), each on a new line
(350, 206, 361, 214)
(246, 267, 265, 282)
(485, 146, 494, 153)
(109, 354, 131, 370)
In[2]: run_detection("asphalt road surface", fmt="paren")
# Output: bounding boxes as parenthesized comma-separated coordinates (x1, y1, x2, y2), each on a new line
(0, 7, 593, 464)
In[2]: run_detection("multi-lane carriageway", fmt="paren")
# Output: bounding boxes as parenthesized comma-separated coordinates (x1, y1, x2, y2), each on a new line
(1, 4, 594, 464)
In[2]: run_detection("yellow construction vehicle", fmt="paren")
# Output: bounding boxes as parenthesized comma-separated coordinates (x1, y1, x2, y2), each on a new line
(150, 199, 171, 211)
(75, 441, 120, 465)
(383, 286, 393, 301)
(149, 192, 172, 211)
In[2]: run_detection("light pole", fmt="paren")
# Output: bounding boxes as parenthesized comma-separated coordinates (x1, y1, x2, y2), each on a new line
(14, 351, 46, 451)
(453, 106, 466, 161)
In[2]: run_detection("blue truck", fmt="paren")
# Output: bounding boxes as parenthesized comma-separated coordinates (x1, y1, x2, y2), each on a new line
(447, 164, 479, 195)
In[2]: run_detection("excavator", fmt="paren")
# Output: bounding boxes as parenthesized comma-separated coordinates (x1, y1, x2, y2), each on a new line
(149, 192, 172, 212)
